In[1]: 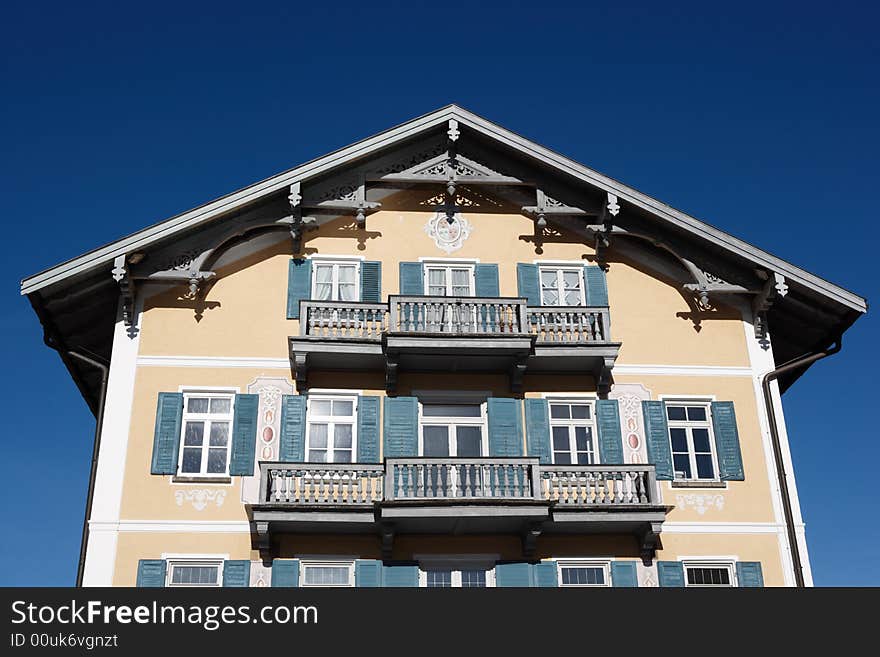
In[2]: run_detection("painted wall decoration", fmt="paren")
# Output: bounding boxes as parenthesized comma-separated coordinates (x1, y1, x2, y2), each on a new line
(424, 211, 473, 254)
(241, 376, 295, 504)
(174, 488, 226, 511)
(675, 492, 726, 515)
(609, 383, 651, 464)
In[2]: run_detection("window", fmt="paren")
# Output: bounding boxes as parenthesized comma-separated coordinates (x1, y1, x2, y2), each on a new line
(557, 561, 610, 587)
(684, 562, 734, 587)
(167, 560, 223, 587)
(420, 566, 495, 588)
(666, 402, 718, 481)
(306, 396, 357, 463)
(178, 392, 234, 477)
(420, 403, 485, 457)
(549, 401, 597, 465)
(424, 263, 474, 296)
(301, 560, 354, 587)
(539, 267, 585, 306)
(312, 260, 359, 301)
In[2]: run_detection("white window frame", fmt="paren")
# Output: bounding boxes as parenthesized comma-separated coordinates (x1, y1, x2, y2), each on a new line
(305, 394, 359, 464)
(538, 265, 586, 307)
(176, 390, 236, 479)
(663, 399, 720, 482)
(556, 559, 612, 588)
(165, 558, 224, 588)
(421, 260, 476, 297)
(682, 560, 737, 588)
(310, 257, 361, 302)
(418, 401, 488, 457)
(547, 398, 599, 465)
(417, 555, 497, 588)
(299, 559, 355, 588)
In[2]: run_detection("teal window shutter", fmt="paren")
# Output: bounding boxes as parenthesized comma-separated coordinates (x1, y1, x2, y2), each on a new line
(525, 398, 551, 464)
(642, 400, 674, 480)
(382, 564, 419, 587)
(611, 561, 638, 587)
(360, 261, 382, 302)
(287, 258, 312, 319)
(736, 561, 764, 587)
(279, 395, 307, 462)
(271, 559, 300, 587)
(474, 263, 500, 297)
(383, 397, 419, 457)
(488, 398, 524, 457)
(496, 563, 532, 587)
(223, 560, 251, 587)
(136, 559, 166, 587)
(516, 263, 540, 306)
(711, 401, 745, 481)
(229, 394, 259, 475)
(150, 392, 183, 475)
(657, 561, 685, 587)
(357, 396, 381, 462)
(355, 560, 383, 587)
(399, 262, 424, 295)
(596, 399, 624, 464)
(533, 561, 558, 587)
(584, 265, 609, 306)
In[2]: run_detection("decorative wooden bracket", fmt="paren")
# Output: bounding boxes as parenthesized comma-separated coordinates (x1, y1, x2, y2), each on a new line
(111, 254, 136, 332)
(385, 356, 399, 395)
(380, 522, 395, 561)
(751, 272, 788, 348)
(597, 358, 614, 399)
(522, 521, 543, 560)
(293, 352, 309, 391)
(522, 189, 594, 228)
(638, 521, 663, 565)
(509, 357, 528, 393)
(254, 521, 270, 551)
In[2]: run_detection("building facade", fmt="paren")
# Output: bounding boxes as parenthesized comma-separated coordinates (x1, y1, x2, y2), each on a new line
(22, 106, 866, 588)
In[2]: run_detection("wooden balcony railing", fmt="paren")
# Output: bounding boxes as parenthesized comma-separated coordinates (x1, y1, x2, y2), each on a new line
(258, 460, 658, 507)
(298, 297, 610, 343)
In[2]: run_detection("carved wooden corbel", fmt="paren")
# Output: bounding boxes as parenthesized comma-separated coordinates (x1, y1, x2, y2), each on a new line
(293, 352, 309, 390)
(385, 357, 399, 395)
(751, 272, 787, 347)
(111, 254, 136, 330)
(521, 521, 543, 560)
(638, 521, 663, 565)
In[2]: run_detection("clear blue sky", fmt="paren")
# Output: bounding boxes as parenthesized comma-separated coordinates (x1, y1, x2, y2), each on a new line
(2, 1, 876, 586)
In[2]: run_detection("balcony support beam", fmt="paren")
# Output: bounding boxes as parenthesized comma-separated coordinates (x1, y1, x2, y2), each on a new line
(380, 522, 395, 561)
(522, 521, 543, 560)
(638, 521, 664, 565)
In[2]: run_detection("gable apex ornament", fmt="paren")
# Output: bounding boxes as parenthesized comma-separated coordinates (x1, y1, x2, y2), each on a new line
(424, 211, 473, 254)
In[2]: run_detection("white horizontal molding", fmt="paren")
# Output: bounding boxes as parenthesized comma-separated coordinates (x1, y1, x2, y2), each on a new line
(102, 520, 252, 533)
(613, 364, 754, 377)
(662, 522, 783, 534)
(138, 355, 291, 369)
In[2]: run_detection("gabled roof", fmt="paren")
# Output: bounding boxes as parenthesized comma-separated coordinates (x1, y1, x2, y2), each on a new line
(20, 105, 868, 412)
(18, 104, 868, 313)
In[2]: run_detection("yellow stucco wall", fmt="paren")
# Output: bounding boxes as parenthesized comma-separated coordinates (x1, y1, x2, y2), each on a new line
(110, 207, 787, 585)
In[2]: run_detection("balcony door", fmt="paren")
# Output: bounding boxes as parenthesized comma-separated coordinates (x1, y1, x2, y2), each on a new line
(419, 403, 486, 496)
(423, 263, 477, 333)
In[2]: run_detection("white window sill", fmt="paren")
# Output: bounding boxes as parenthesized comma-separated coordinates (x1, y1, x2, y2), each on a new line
(670, 480, 727, 489)
(172, 475, 233, 485)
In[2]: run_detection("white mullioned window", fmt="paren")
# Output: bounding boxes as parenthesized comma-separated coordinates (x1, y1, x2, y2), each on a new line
(665, 401, 719, 481)
(539, 266, 585, 306)
(683, 562, 735, 587)
(419, 403, 486, 458)
(306, 395, 358, 463)
(178, 392, 235, 477)
(549, 400, 597, 465)
(166, 559, 223, 587)
(312, 259, 360, 302)
(424, 262, 475, 297)
(419, 562, 496, 588)
(557, 560, 611, 587)
(300, 560, 355, 587)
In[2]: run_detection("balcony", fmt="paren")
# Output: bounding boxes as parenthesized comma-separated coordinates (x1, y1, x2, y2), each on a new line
(289, 296, 621, 392)
(250, 459, 668, 562)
